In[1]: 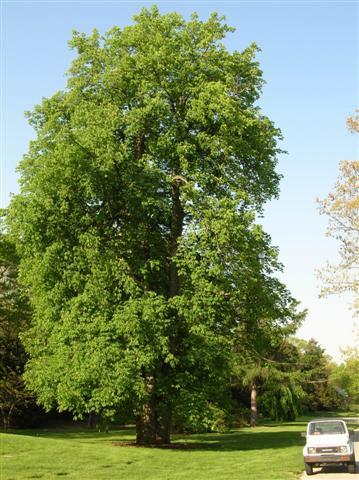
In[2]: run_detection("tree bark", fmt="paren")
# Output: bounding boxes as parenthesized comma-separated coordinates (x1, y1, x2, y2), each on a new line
(135, 171, 184, 445)
(87, 412, 97, 429)
(156, 402, 172, 444)
(3, 415, 9, 433)
(135, 402, 172, 445)
(135, 408, 156, 445)
(250, 382, 257, 427)
(159, 176, 184, 443)
(135, 375, 157, 445)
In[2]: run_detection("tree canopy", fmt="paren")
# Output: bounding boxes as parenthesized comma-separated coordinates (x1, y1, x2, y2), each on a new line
(8, 7, 300, 443)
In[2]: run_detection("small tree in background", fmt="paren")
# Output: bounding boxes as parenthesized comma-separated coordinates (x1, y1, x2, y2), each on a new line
(295, 338, 342, 412)
(233, 288, 305, 426)
(318, 112, 359, 317)
(330, 344, 359, 408)
(317, 112, 358, 411)
(235, 338, 305, 425)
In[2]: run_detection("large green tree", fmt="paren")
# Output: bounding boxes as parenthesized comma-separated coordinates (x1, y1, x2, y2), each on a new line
(9, 8, 293, 443)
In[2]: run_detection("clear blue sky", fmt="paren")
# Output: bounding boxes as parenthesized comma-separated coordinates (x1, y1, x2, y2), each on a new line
(1, 0, 358, 360)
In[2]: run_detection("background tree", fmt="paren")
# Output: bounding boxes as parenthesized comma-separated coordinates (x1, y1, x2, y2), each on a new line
(294, 338, 342, 412)
(233, 335, 344, 424)
(317, 112, 358, 411)
(8, 7, 298, 443)
(232, 284, 305, 426)
(330, 344, 359, 408)
(256, 339, 305, 422)
(235, 337, 305, 426)
(318, 111, 359, 316)
(0, 218, 32, 431)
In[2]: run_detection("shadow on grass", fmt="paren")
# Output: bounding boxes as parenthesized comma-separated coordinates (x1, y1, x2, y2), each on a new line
(9, 426, 306, 452)
(174, 430, 304, 452)
(108, 430, 305, 452)
(261, 422, 308, 428)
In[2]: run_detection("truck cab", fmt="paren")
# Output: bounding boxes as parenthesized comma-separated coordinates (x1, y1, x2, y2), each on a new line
(303, 419, 356, 475)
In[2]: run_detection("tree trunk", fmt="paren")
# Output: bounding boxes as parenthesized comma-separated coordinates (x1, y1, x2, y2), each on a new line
(135, 404, 171, 445)
(2, 405, 14, 433)
(135, 407, 156, 445)
(87, 412, 97, 429)
(152, 175, 183, 444)
(135, 375, 157, 445)
(156, 402, 172, 444)
(3, 415, 9, 433)
(135, 175, 184, 445)
(250, 382, 257, 427)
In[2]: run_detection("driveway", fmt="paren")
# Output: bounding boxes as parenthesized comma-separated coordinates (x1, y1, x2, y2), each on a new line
(300, 422, 359, 479)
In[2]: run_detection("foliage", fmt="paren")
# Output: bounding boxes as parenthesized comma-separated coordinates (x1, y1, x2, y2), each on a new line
(0, 219, 33, 431)
(236, 338, 305, 423)
(258, 376, 304, 422)
(330, 344, 359, 406)
(318, 112, 359, 316)
(317, 118, 359, 410)
(256, 346, 305, 422)
(172, 401, 231, 434)
(294, 338, 342, 412)
(8, 7, 293, 442)
(232, 287, 305, 424)
(347, 110, 359, 133)
(233, 336, 345, 422)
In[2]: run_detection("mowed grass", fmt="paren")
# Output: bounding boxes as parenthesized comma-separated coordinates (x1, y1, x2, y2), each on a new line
(0, 421, 309, 480)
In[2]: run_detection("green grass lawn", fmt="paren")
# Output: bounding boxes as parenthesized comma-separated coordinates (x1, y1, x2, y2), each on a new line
(1, 413, 358, 480)
(0, 420, 311, 480)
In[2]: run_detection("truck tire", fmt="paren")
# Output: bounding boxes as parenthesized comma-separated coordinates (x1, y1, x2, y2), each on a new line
(305, 463, 313, 476)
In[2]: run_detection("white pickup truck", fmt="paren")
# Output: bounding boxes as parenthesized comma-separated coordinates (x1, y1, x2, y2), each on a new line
(303, 419, 356, 475)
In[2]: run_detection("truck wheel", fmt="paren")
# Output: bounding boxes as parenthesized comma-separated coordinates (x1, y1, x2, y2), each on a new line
(348, 463, 356, 474)
(305, 463, 313, 476)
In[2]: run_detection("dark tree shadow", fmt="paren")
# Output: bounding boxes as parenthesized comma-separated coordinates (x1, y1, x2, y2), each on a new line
(10, 427, 306, 451)
(112, 430, 305, 452)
